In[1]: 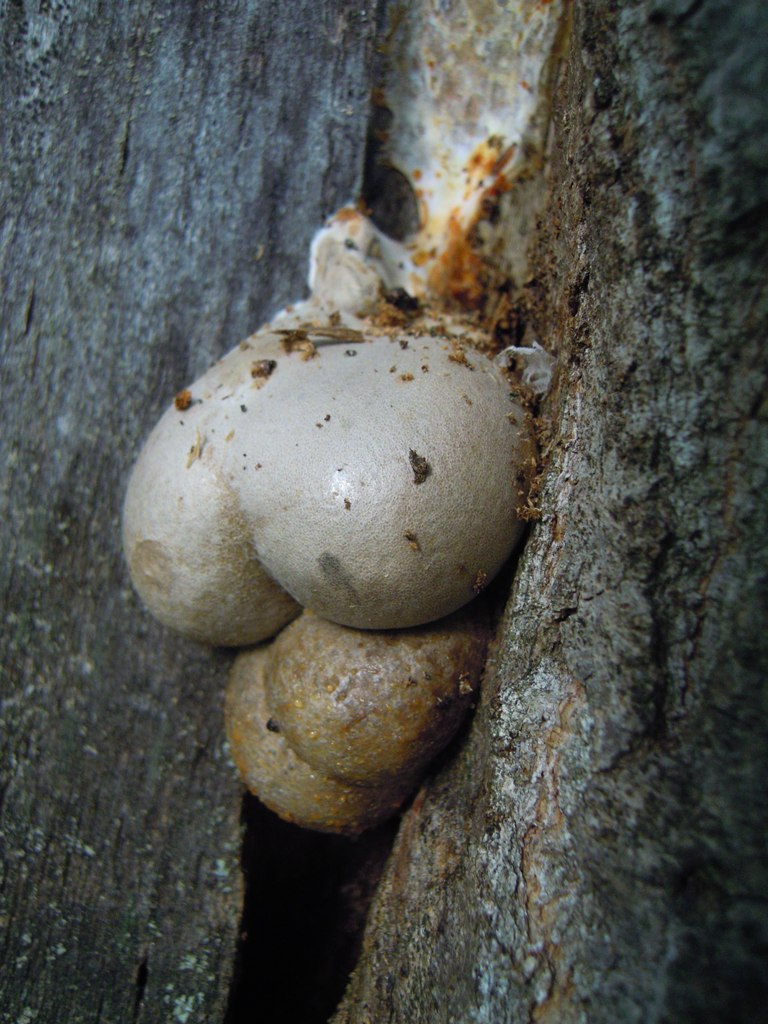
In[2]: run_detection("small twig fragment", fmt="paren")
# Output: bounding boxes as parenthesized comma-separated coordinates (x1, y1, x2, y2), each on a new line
(186, 428, 203, 469)
(404, 530, 421, 551)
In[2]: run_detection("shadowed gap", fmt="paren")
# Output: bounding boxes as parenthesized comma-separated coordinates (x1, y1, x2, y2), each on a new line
(224, 795, 397, 1024)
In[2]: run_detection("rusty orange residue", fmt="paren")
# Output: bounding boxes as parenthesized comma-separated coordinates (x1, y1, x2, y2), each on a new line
(426, 213, 487, 310)
(465, 149, 489, 176)
(334, 206, 362, 222)
(463, 138, 515, 182)
(412, 168, 423, 181)
(416, 137, 518, 311)
(489, 172, 512, 199)
(412, 249, 432, 268)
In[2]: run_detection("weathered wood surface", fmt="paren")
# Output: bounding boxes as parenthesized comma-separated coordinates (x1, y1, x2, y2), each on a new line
(334, 2, 768, 1022)
(0, 3, 382, 1021)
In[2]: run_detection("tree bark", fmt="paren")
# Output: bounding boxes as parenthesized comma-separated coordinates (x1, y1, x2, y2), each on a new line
(0, 4, 381, 1021)
(333, 2, 768, 1022)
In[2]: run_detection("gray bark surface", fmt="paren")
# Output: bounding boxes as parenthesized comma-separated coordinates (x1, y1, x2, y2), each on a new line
(0, 3, 381, 1021)
(334, 2, 768, 1022)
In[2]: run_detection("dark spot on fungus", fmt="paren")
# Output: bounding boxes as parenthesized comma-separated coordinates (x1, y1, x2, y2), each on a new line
(344, 349, 357, 357)
(318, 552, 360, 605)
(266, 717, 281, 733)
(344, 498, 351, 510)
(409, 449, 430, 484)
(278, 330, 317, 360)
(448, 342, 474, 370)
(240, 404, 247, 413)
(251, 359, 277, 379)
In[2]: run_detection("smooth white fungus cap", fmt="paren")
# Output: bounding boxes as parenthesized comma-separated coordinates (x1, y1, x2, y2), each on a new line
(122, 333, 301, 646)
(123, 316, 533, 636)
(232, 332, 530, 628)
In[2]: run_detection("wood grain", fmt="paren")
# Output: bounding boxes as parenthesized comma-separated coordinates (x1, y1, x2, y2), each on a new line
(0, 3, 381, 1020)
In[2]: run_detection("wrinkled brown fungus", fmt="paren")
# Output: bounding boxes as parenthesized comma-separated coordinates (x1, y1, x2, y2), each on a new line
(225, 610, 489, 834)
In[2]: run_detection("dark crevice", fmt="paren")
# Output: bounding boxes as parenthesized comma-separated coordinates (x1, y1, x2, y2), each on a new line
(132, 957, 148, 1022)
(360, 98, 418, 241)
(224, 795, 397, 1024)
(648, 0, 705, 26)
(118, 118, 131, 177)
(23, 284, 35, 334)
(674, 0, 706, 26)
(553, 605, 578, 622)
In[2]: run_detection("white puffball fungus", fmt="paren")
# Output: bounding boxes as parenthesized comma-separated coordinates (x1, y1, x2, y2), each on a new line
(225, 609, 488, 834)
(122, 333, 302, 647)
(123, 323, 533, 637)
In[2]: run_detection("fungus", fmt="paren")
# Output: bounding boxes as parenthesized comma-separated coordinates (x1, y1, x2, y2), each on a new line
(121, 0, 564, 841)
(122, 333, 302, 647)
(225, 609, 488, 834)
(123, 323, 534, 636)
